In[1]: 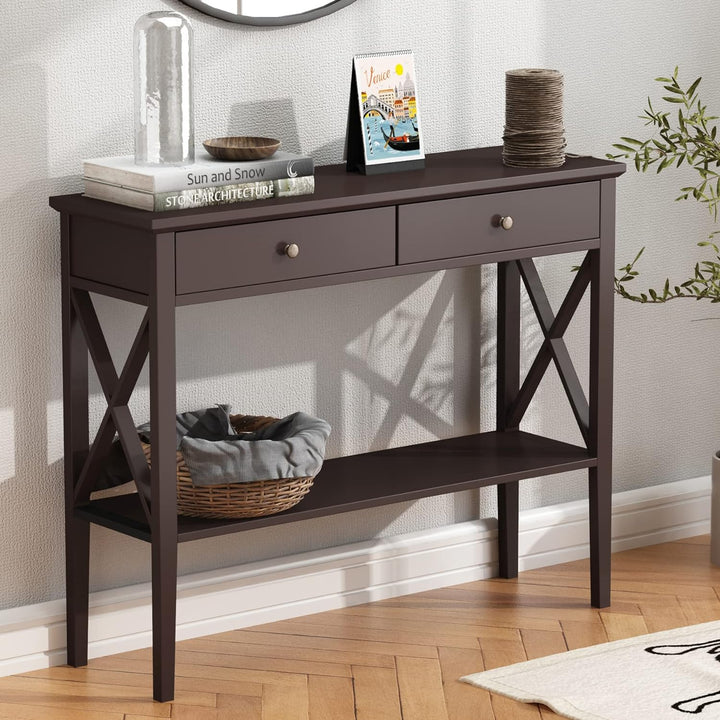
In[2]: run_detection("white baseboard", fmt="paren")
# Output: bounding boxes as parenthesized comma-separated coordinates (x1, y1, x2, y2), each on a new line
(0, 474, 711, 676)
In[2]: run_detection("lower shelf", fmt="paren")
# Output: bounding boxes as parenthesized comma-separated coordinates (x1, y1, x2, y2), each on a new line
(77, 429, 596, 543)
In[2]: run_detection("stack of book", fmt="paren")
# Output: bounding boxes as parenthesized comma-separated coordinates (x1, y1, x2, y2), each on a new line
(83, 150, 315, 212)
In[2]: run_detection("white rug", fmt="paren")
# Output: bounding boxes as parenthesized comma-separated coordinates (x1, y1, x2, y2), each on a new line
(461, 620, 720, 720)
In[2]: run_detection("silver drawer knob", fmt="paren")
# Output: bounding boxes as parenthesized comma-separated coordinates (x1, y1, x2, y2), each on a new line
(499, 216, 514, 230)
(284, 243, 299, 259)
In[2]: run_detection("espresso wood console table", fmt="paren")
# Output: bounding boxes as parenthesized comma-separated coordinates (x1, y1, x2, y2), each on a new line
(51, 146, 625, 702)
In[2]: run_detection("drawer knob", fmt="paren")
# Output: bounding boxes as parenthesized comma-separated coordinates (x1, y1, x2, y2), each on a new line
(284, 243, 300, 259)
(499, 216, 514, 231)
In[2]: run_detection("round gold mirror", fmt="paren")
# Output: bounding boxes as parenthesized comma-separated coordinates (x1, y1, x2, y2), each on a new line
(178, 0, 357, 25)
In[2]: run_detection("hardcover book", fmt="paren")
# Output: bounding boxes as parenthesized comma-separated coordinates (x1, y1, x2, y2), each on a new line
(83, 150, 314, 194)
(346, 50, 425, 175)
(83, 176, 315, 212)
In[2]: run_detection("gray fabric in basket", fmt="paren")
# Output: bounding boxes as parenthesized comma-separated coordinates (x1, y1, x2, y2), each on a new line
(136, 404, 235, 450)
(178, 407, 331, 486)
(98, 406, 330, 488)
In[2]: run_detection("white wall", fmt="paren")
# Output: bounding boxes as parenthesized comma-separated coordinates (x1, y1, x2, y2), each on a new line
(1, 0, 718, 611)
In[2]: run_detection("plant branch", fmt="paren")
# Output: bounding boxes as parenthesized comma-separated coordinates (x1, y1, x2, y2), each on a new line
(614, 243, 720, 304)
(608, 68, 720, 303)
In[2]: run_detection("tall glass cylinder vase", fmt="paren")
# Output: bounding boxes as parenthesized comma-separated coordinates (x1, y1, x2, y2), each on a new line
(134, 11, 194, 166)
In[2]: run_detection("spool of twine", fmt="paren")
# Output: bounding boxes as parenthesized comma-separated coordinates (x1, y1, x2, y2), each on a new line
(503, 68, 566, 168)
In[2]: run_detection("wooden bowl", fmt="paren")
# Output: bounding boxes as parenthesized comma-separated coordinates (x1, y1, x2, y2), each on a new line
(202, 136, 281, 161)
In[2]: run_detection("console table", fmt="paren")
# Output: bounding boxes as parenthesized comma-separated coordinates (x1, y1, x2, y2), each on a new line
(50, 146, 625, 702)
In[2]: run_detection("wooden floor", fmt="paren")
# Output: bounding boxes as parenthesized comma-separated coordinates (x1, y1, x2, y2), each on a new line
(1, 535, 718, 719)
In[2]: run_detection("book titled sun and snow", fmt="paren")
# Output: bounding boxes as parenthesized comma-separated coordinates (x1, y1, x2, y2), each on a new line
(83, 150, 315, 212)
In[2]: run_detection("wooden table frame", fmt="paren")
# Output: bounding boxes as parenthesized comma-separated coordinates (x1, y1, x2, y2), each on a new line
(51, 146, 625, 701)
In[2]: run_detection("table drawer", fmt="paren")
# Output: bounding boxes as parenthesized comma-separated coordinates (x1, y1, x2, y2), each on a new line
(398, 182, 599, 265)
(176, 207, 396, 294)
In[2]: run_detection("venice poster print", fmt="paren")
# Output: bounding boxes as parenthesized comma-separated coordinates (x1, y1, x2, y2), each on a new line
(349, 51, 425, 172)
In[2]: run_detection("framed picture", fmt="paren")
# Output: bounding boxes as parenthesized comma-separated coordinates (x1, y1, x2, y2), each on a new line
(346, 50, 425, 174)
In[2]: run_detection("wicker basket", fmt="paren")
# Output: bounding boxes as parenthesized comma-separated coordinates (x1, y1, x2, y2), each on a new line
(141, 413, 315, 519)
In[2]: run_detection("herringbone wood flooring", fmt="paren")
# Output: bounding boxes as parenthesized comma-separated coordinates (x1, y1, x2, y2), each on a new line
(1, 535, 718, 719)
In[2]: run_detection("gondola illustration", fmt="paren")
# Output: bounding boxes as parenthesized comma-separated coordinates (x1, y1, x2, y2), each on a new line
(381, 124, 420, 152)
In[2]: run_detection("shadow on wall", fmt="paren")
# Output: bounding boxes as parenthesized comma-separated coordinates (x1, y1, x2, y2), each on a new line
(172, 270, 482, 452)
(340, 272, 459, 450)
(90, 269, 490, 585)
(0, 63, 69, 609)
(227, 98, 302, 154)
(227, 97, 346, 160)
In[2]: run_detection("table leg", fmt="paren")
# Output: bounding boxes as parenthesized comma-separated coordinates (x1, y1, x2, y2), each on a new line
(65, 519, 90, 665)
(588, 179, 616, 608)
(150, 233, 178, 702)
(497, 482, 519, 578)
(589, 465, 611, 607)
(61, 213, 90, 667)
(496, 260, 521, 578)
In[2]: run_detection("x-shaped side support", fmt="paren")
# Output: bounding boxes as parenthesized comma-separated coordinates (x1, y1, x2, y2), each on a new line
(70, 289, 152, 522)
(505, 254, 592, 448)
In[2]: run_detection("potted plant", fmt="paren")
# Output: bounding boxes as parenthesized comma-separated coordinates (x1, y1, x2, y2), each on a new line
(609, 68, 720, 563)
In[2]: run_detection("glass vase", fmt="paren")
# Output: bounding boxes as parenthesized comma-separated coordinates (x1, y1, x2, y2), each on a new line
(134, 11, 194, 166)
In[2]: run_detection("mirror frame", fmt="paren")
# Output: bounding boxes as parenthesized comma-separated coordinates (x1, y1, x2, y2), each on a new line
(178, 0, 357, 25)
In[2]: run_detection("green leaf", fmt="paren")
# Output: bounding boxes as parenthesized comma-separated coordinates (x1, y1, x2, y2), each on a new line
(620, 137, 643, 145)
(662, 96, 686, 104)
(612, 143, 636, 153)
(664, 84, 684, 95)
(687, 76, 702, 98)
